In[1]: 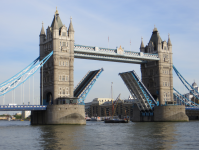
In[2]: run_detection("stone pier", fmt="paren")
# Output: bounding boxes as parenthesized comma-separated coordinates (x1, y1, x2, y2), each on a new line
(31, 105, 86, 125)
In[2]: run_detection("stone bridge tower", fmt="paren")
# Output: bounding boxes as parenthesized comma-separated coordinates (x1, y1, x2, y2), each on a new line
(31, 9, 86, 125)
(39, 8, 75, 105)
(140, 27, 173, 105)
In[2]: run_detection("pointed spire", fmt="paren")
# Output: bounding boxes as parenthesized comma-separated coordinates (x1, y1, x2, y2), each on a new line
(53, 15, 58, 30)
(55, 6, 59, 15)
(140, 37, 144, 48)
(40, 22, 45, 35)
(153, 25, 158, 32)
(168, 33, 172, 46)
(68, 16, 74, 32)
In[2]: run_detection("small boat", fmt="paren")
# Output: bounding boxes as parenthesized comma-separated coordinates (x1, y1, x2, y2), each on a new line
(90, 117, 101, 121)
(104, 118, 128, 123)
(85, 116, 91, 121)
(20, 119, 24, 121)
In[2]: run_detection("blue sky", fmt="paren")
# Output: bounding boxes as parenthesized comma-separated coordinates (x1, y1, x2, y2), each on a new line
(0, 0, 199, 106)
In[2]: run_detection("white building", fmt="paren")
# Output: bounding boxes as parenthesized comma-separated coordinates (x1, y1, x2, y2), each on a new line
(175, 82, 199, 105)
(22, 111, 31, 119)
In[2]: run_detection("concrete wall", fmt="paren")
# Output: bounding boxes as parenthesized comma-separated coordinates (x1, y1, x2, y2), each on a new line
(31, 105, 86, 125)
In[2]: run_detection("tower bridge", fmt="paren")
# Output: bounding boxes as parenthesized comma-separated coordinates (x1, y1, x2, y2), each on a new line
(1, 8, 199, 124)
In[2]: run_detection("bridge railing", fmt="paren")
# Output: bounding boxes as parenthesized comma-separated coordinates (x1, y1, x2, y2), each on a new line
(0, 105, 47, 111)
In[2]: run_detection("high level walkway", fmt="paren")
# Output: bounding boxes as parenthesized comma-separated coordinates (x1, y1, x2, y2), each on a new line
(74, 44, 159, 64)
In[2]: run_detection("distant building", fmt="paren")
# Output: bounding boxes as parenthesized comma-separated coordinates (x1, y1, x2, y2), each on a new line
(174, 82, 199, 104)
(85, 96, 136, 119)
(15, 112, 21, 116)
(22, 111, 31, 119)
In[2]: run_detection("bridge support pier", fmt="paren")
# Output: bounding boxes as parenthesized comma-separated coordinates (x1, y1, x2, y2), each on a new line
(132, 105, 189, 122)
(31, 105, 86, 125)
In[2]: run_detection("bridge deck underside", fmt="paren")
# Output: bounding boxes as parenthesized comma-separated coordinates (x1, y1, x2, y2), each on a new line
(74, 69, 100, 98)
(119, 71, 157, 112)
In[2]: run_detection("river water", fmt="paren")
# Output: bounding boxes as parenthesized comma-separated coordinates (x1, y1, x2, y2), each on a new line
(0, 121, 198, 150)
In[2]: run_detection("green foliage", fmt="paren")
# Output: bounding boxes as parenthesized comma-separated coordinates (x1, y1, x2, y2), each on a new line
(14, 115, 22, 119)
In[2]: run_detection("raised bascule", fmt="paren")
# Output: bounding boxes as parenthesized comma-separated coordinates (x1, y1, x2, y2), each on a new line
(1, 8, 199, 124)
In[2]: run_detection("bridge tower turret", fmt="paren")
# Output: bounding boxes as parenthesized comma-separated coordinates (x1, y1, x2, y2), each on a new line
(140, 37, 145, 52)
(39, 22, 45, 58)
(140, 27, 173, 105)
(68, 17, 75, 97)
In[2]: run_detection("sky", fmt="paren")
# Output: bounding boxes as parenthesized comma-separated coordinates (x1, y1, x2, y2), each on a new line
(0, 0, 199, 108)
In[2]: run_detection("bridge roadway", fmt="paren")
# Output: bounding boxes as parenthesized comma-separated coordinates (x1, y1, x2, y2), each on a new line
(74, 44, 160, 64)
(0, 105, 47, 111)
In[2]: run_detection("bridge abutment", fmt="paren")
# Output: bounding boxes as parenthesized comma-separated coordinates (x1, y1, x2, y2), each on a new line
(154, 105, 188, 121)
(132, 105, 188, 122)
(31, 105, 86, 125)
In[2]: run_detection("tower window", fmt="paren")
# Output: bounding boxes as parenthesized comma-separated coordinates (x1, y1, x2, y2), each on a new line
(63, 42, 66, 46)
(59, 75, 61, 81)
(63, 62, 65, 66)
(62, 76, 65, 81)
(65, 75, 68, 81)
(59, 61, 61, 66)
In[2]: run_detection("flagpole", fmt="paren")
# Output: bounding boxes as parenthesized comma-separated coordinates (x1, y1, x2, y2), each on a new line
(130, 39, 131, 51)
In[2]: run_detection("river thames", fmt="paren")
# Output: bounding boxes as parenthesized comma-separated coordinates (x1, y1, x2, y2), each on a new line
(0, 121, 198, 150)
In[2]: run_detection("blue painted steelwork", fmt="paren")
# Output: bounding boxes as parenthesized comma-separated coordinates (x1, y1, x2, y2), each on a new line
(131, 71, 158, 109)
(0, 57, 39, 88)
(75, 68, 104, 105)
(173, 93, 192, 106)
(0, 51, 53, 96)
(186, 107, 199, 110)
(0, 105, 47, 111)
(173, 88, 198, 107)
(74, 44, 159, 64)
(119, 70, 158, 116)
(173, 65, 199, 100)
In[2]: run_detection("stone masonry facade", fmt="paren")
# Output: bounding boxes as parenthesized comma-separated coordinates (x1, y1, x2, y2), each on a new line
(140, 27, 173, 105)
(39, 8, 75, 105)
